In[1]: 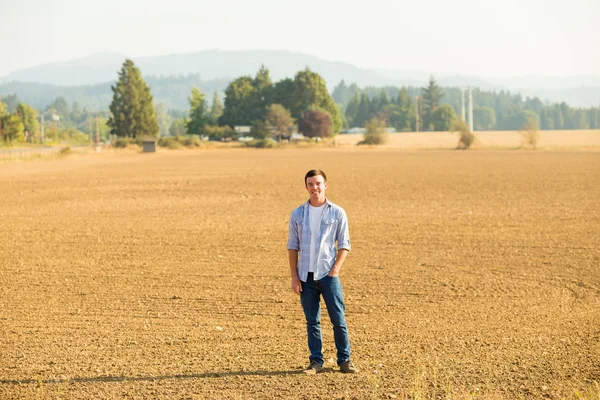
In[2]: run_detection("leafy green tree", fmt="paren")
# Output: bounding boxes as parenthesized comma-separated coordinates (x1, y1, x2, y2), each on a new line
(266, 104, 295, 141)
(250, 120, 270, 140)
(186, 87, 209, 134)
(1, 94, 20, 113)
(292, 68, 342, 133)
(219, 76, 256, 127)
(272, 78, 295, 112)
(209, 91, 224, 124)
(473, 106, 497, 130)
(169, 118, 186, 137)
(430, 104, 456, 131)
(107, 59, 159, 138)
(299, 108, 332, 138)
(16, 103, 40, 142)
(0, 101, 7, 141)
(202, 124, 236, 141)
(155, 103, 172, 137)
(1, 114, 24, 145)
(421, 75, 443, 128)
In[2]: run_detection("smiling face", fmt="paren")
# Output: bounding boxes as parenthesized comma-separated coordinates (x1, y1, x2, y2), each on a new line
(305, 174, 328, 206)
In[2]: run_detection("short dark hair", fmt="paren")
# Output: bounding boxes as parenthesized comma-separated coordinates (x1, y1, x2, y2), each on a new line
(304, 169, 327, 186)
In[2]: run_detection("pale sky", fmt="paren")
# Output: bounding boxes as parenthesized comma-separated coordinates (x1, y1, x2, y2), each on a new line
(1, 0, 598, 78)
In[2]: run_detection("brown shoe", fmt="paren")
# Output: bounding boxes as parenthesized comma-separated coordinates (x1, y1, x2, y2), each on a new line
(339, 360, 358, 373)
(303, 361, 324, 375)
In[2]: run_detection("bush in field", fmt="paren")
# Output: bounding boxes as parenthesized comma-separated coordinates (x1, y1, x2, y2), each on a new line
(201, 125, 236, 141)
(520, 115, 540, 149)
(59, 146, 72, 156)
(113, 137, 139, 148)
(158, 135, 203, 149)
(358, 118, 387, 145)
(244, 138, 278, 148)
(452, 119, 475, 149)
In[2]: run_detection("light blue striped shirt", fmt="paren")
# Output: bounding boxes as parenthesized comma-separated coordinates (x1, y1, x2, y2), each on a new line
(287, 199, 351, 282)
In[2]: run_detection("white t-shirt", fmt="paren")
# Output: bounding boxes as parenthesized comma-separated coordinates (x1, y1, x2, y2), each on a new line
(308, 203, 326, 273)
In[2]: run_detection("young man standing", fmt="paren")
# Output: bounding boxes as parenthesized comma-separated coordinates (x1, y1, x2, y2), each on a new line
(287, 169, 358, 374)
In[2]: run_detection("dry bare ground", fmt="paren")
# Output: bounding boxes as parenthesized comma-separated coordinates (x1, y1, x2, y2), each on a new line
(334, 129, 600, 150)
(1, 148, 599, 399)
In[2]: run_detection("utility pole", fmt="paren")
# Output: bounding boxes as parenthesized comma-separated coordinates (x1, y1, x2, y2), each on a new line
(468, 87, 474, 132)
(88, 115, 93, 142)
(461, 90, 466, 122)
(41, 112, 45, 144)
(415, 95, 420, 132)
(95, 115, 100, 145)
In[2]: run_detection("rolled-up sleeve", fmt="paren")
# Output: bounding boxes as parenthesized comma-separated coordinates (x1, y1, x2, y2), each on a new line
(336, 209, 351, 251)
(287, 211, 300, 251)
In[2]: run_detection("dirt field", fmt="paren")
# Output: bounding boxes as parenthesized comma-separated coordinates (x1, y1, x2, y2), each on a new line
(1, 149, 599, 399)
(335, 129, 600, 150)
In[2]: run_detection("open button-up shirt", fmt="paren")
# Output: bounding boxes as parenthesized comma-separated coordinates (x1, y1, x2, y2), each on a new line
(287, 199, 351, 282)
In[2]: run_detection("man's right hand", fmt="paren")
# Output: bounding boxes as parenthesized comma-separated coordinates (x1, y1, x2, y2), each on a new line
(291, 276, 302, 295)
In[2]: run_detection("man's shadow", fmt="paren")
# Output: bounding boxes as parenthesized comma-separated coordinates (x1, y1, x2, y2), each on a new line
(0, 368, 337, 385)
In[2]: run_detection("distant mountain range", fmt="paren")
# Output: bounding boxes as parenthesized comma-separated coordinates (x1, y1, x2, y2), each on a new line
(1, 50, 599, 109)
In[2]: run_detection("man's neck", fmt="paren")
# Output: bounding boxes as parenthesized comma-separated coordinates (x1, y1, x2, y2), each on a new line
(309, 198, 327, 207)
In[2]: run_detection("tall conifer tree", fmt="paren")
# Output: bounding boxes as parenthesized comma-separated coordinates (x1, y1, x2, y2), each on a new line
(186, 87, 209, 134)
(108, 59, 159, 138)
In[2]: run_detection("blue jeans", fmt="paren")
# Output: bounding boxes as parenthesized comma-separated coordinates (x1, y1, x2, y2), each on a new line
(300, 272, 351, 366)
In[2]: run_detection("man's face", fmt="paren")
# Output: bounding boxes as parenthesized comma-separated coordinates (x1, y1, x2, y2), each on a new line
(305, 175, 328, 201)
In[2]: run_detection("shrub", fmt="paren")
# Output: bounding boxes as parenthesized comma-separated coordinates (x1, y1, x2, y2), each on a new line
(451, 120, 475, 150)
(113, 137, 139, 148)
(243, 138, 278, 148)
(158, 135, 203, 149)
(358, 118, 387, 145)
(520, 116, 540, 149)
(58, 146, 72, 156)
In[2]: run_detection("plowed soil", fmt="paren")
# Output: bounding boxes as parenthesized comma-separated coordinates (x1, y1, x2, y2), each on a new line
(1, 149, 599, 399)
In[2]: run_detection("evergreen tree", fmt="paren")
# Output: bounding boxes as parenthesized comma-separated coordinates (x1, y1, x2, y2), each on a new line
(378, 90, 390, 108)
(251, 65, 273, 122)
(108, 59, 159, 138)
(209, 91, 224, 124)
(345, 93, 361, 127)
(186, 87, 209, 134)
(355, 92, 371, 127)
(421, 75, 444, 128)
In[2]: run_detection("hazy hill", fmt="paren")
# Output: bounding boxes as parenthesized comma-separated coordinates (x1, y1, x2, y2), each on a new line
(1, 49, 599, 108)
(0, 76, 231, 111)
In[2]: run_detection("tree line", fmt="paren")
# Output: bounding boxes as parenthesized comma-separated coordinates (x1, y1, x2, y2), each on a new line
(107, 60, 343, 141)
(333, 79, 600, 131)
(0, 94, 104, 146)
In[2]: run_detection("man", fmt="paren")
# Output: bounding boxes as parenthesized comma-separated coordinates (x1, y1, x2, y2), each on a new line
(287, 169, 358, 374)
